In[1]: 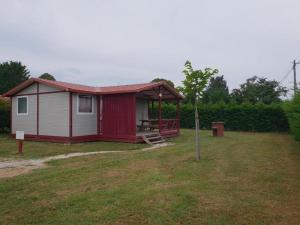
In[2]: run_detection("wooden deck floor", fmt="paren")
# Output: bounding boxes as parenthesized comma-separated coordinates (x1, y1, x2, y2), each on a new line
(136, 131, 158, 137)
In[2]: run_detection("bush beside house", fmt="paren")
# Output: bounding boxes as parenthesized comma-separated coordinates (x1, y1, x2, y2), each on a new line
(0, 97, 10, 133)
(284, 92, 300, 141)
(0, 99, 289, 134)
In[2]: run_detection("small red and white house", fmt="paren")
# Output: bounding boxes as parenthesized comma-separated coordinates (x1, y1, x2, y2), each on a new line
(3, 78, 183, 143)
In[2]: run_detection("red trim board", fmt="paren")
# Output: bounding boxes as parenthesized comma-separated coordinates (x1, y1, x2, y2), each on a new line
(10, 129, 179, 144)
(14, 90, 67, 96)
(37, 83, 39, 135)
(69, 92, 73, 138)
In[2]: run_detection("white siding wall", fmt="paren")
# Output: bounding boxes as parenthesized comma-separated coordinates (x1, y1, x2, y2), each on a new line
(39, 92, 69, 136)
(11, 82, 100, 137)
(18, 83, 37, 95)
(136, 99, 148, 126)
(12, 95, 37, 135)
(72, 94, 98, 136)
(39, 83, 61, 92)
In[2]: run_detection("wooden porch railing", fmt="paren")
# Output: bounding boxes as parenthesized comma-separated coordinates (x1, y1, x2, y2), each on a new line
(159, 119, 179, 132)
(138, 119, 180, 133)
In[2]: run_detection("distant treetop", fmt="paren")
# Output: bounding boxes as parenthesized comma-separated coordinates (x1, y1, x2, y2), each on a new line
(0, 61, 30, 94)
(151, 78, 175, 87)
(202, 75, 230, 104)
(39, 73, 56, 81)
(230, 76, 287, 104)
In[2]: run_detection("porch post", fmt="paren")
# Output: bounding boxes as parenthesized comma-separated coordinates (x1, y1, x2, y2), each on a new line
(151, 100, 154, 119)
(176, 98, 180, 132)
(158, 86, 162, 132)
(147, 100, 150, 119)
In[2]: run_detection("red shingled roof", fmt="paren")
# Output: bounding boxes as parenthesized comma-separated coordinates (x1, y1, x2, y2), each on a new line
(3, 78, 183, 99)
(100, 82, 165, 94)
(36, 78, 101, 92)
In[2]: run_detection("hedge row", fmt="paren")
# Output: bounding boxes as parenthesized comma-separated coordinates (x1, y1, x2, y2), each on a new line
(283, 92, 300, 141)
(157, 103, 289, 132)
(0, 101, 10, 133)
(0, 101, 289, 133)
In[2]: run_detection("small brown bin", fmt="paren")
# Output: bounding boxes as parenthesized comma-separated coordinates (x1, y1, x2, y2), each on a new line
(212, 122, 224, 137)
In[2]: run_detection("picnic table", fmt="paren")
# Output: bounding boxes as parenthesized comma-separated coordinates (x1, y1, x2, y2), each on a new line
(139, 119, 159, 131)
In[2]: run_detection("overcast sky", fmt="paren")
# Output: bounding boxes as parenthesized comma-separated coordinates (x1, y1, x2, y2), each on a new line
(1, 0, 300, 91)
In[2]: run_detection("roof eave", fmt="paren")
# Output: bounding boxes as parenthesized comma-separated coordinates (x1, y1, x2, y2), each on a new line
(2, 79, 35, 97)
(2, 78, 70, 97)
(2, 79, 184, 99)
(136, 81, 184, 99)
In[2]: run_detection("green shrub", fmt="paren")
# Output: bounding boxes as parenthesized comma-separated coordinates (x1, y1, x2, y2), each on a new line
(0, 100, 10, 133)
(0, 100, 290, 134)
(154, 102, 288, 132)
(283, 92, 300, 141)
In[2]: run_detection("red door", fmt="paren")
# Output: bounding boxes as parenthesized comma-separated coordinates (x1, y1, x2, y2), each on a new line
(101, 94, 136, 139)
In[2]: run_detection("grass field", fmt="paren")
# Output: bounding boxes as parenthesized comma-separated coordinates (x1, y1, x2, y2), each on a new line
(0, 135, 144, 159)
(0, 130, 300, 225)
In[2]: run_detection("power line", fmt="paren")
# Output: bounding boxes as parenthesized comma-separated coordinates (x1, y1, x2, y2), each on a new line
(295, 53, 300, 61)
(279, 67, 293, 84)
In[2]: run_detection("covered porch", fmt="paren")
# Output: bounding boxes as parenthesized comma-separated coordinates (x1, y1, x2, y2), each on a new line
(135, 83, 182, 140)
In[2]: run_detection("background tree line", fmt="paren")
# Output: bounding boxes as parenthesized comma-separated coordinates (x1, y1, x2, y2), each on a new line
(0, 61, 56, 132)
(0, 60, 298, 140)
(1, 60, 286, 105)
(0, 61, 56, 95)
(152, 61, 298, 140)
(153, 73, 287, 105)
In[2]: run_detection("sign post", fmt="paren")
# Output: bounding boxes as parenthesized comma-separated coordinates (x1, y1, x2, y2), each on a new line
(16, 131, 24, 154)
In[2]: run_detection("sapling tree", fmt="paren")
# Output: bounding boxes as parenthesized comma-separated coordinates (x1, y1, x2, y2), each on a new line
(179, 60, 218, 160)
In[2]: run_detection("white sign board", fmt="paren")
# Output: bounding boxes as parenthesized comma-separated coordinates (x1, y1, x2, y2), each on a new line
(16, 131, 25, 140)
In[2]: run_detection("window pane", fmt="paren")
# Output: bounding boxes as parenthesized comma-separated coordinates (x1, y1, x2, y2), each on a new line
(79, 95, 92, 113)
(18, 97, 27, 114)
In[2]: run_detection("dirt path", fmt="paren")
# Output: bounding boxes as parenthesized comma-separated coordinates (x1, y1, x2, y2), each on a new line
(0, 143, 173, 179)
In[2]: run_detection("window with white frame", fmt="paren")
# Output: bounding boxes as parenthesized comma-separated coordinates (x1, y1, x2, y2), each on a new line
(17, 96, 28, 115)
(78, 95, 93, 114)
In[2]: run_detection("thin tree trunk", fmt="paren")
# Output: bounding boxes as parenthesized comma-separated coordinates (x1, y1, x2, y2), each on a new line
(195, 104, 200, 160)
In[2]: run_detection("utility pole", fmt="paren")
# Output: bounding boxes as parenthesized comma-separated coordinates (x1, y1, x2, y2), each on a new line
(293, 60, 300, 96)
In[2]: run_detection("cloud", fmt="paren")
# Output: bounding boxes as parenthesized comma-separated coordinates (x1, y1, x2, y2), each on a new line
(0, 0, 300, 90)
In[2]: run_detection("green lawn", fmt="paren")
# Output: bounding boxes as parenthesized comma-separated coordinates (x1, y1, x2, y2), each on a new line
(0, 130, 300, 225)
(0, 135, 144, 159)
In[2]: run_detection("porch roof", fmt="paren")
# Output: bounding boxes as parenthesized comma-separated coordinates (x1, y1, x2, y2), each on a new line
(3, 78, 184, 99)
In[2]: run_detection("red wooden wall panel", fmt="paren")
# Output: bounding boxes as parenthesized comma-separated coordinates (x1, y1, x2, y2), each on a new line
(102, 94, 136, 138)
